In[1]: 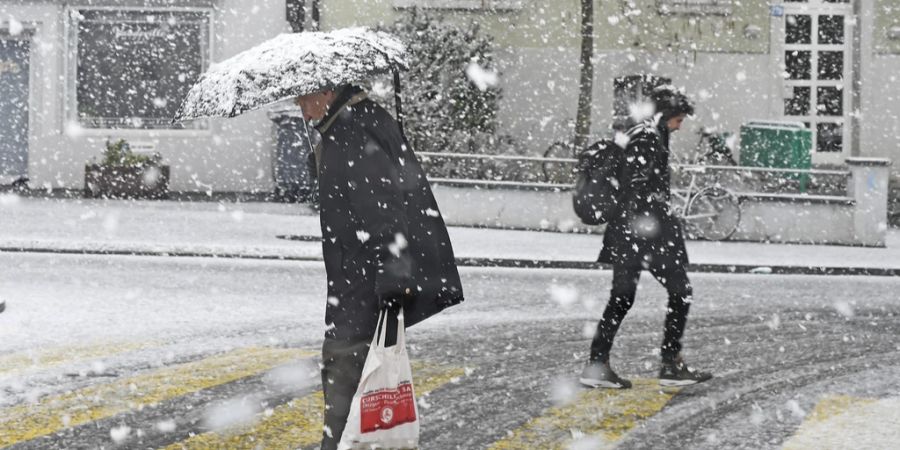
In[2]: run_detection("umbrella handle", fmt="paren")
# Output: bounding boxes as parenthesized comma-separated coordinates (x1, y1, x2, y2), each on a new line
(392, 70, 404, 133)
(393, 70, 411, 151)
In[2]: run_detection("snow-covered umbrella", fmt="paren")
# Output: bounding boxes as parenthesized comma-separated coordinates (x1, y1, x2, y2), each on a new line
(173, 27, 408, 121)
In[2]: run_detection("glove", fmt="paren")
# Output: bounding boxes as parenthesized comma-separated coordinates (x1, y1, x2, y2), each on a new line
(380, 287, 412, 311)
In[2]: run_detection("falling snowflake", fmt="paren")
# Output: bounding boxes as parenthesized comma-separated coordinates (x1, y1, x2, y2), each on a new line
(549, 284, 578, 307)
(109, 425, 131, 444)
(465, 61, 499, 91)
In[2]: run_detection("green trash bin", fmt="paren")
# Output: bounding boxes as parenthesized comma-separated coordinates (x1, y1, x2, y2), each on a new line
(739, 121, 813, 192)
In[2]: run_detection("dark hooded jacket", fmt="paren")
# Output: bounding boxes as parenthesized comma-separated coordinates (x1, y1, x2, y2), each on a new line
(597, 117, 689, 269)
(314, 86, 464, 341)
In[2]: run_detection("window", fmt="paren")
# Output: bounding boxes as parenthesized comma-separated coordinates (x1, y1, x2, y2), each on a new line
(70, 8, 211, 130)
(393, 0, 521, 10)
(786, 14, 812, 44)
(658, 0, 734, 16)
(784, 87, 811, 116)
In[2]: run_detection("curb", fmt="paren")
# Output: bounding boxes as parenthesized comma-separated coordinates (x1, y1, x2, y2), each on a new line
(0, 247, 320, 262)
(456, 257, 900, 277)
(2, 246, 899, 277)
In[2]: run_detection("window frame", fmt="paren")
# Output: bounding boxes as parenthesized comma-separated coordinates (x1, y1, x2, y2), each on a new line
(63, 5, 214, 135)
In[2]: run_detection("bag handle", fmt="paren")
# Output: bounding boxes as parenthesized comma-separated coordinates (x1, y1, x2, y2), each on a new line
(394, 309, 406, 354)
(373, 308, 406, 353)
(375, 309, 389, 350)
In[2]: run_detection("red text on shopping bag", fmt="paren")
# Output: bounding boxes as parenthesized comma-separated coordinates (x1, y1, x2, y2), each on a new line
(359, 381, 417, 433)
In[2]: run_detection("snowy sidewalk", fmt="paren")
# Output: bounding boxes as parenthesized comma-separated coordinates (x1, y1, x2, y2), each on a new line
(1, 196, 899, 275)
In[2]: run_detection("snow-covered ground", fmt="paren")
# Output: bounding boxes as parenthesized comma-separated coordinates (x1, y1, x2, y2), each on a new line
(2, 250, 900, 449)
(3, 196, 900, 449)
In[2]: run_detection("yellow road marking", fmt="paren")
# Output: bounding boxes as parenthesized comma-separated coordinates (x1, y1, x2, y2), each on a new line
(490, 379, 680, 450)
(783, 395, 900, 450)
(164, 361, 467, 450)
(804, 394, 875, 423)
(0, 347, 316, 447)
(0, 340, 159, 377)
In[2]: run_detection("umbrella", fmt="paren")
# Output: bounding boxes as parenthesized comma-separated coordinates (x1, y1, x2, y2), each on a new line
(173, 27, 408, 121)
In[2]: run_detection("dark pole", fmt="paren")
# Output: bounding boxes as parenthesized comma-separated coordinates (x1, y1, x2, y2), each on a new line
(573, 0, 594, 155)
(286, 0, 305, 32)
(311, 0, 320, 31)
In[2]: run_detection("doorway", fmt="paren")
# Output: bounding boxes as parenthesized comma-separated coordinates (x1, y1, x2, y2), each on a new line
(0, 35, 30, 182)
(773, 0, 855, 164)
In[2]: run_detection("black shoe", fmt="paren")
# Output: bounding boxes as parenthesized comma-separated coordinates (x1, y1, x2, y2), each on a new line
(659, 357, 713, 386)
(579, 361, 632, 389)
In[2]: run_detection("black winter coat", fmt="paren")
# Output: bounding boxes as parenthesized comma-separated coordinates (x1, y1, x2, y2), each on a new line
(315, 87, 464, 341)
(597, 120, 689, 269)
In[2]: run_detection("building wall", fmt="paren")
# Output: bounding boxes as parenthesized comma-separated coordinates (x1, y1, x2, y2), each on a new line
(322, 0, 898, 178)
(3, 0, 899, 191)
(0, 0, 290, 192)
(321, 0, 774, 158)
(594, 0, 769, 53)
(874, 0, 900, 54)
(862, 0, 900, 177)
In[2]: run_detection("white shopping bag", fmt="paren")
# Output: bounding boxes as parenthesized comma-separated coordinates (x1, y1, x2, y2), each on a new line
(338, 309, 419, 450)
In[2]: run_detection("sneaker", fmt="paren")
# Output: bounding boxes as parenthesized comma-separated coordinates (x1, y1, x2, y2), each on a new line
(579, 361, 632, 389)
(659, 357, 713, 386)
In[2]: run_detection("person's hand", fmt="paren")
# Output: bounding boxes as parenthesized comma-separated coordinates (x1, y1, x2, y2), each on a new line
(380, 296, 401, 311)
(380, 287, 412, 311)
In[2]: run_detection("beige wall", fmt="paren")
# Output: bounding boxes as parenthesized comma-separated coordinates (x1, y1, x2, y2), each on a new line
(321, 0, 898, 177)
(320, 1, 773, 156)
(874, 0, 900, 54)
(322, 0, 771, 52)
(595, 0, 769, 53)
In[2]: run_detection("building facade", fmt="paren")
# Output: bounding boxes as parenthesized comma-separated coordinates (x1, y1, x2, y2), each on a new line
(0, 0, 290, 193)
(323, 0, 900, 172)
(1, 0, 898, 192)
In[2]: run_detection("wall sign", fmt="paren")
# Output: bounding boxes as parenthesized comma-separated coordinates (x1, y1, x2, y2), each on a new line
(658, 0, 735, 16)
(72, 9, 210, 129)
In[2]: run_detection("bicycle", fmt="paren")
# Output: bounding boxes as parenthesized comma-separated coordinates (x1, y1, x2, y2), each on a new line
(691, 127, 736, 166)
(0, 176, 29, 193)
(670, 165, 741, 241)
(541, 140, 576, 184)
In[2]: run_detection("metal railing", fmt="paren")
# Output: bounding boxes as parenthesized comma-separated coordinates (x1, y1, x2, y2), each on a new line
(417, 151, 853, 200)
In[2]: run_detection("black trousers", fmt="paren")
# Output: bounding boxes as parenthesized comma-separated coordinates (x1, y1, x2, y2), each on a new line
(590, 263, 693, 363)
(320, 314, 398, 450)
(320, 338, 369, 450)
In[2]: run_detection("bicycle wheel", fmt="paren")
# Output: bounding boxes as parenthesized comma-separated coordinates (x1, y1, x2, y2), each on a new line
(542, 141, 573, 183)
(684, 187, 741, 241)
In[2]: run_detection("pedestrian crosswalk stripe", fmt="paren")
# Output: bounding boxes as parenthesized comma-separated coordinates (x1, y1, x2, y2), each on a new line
(162, 361, 467, 450)
(489, 379, 680, 450)
(0, 347, 315, 447)
(782, 395, 900, 449)
(0, 340, 156, 377)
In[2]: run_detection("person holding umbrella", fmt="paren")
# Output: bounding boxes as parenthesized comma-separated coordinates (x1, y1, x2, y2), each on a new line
(296, 82, 464, 448)
(580, 86, 713, 389)
(174, 29, 464, 449)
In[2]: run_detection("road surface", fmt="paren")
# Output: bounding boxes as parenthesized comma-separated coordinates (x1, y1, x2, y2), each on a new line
(2, 253, 899, 449)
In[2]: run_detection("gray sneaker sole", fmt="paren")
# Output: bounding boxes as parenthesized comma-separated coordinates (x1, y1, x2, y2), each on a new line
(579, 377, 628, 389)
(659, 378, 701, 386)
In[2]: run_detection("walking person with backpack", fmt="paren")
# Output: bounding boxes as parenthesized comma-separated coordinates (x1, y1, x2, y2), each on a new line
(577, 86, 713, 389)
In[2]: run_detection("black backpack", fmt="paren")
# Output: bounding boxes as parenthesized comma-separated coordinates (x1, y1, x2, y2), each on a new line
(572, 139, 625, 225)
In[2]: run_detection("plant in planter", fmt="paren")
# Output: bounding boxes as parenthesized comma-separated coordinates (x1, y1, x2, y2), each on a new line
(84, 139, 170, 199)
